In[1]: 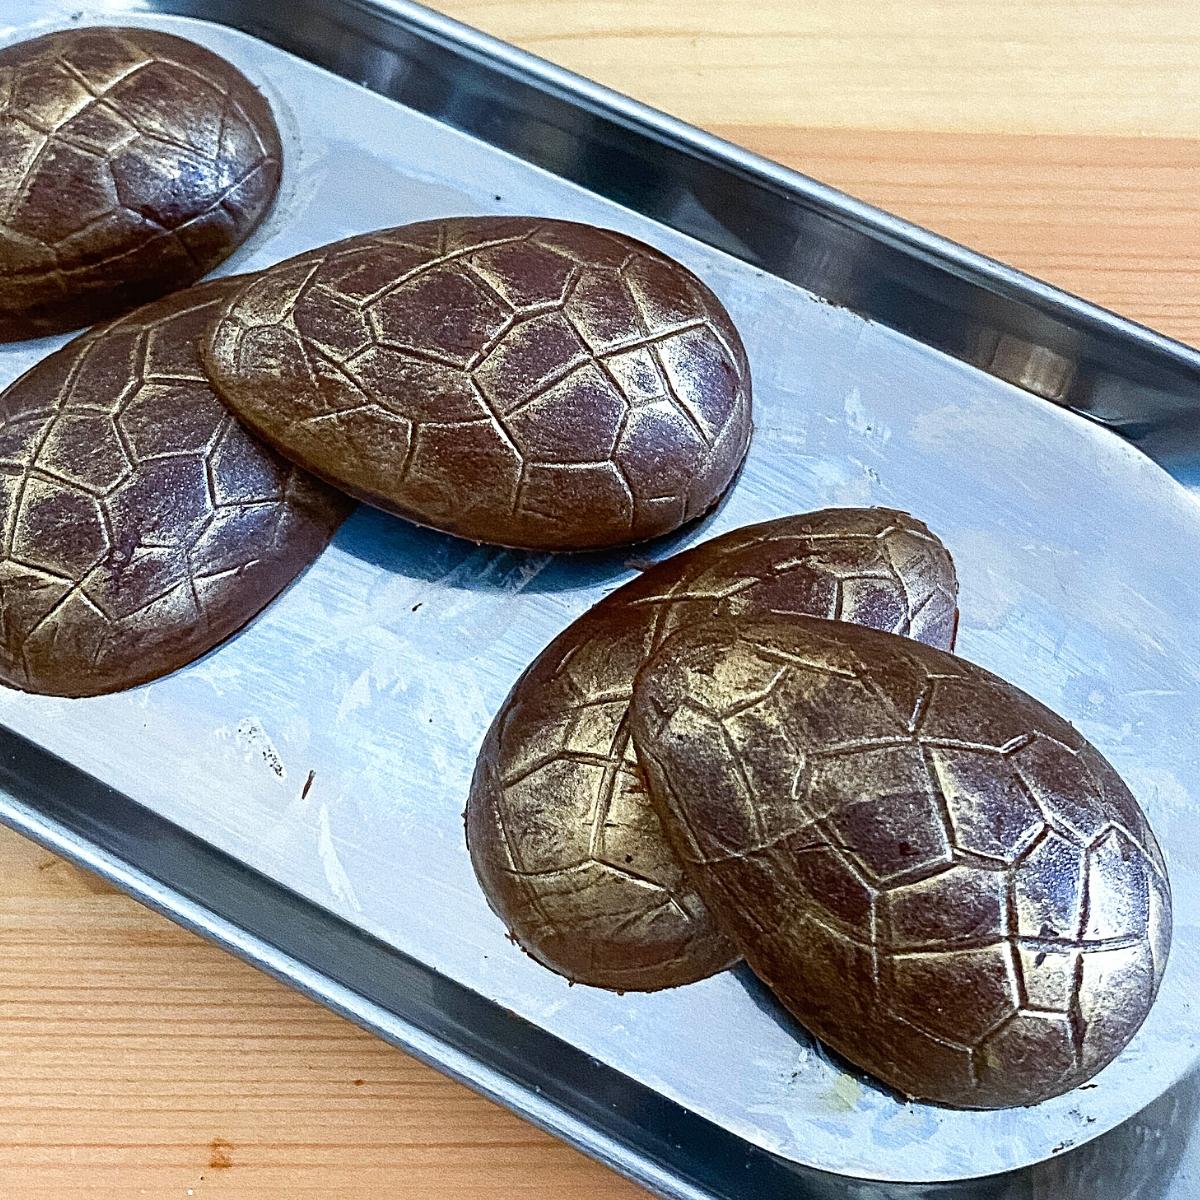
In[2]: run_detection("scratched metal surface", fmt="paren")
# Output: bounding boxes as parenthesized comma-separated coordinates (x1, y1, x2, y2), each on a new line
(0, 5, 1197, 1186)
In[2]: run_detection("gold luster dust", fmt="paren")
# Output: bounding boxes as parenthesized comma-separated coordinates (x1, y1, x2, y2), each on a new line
(203, 216, 752, 551)
(630, 615, 1172, 1108)
(0, 27, 282, 340)
(466, 508, 960, 991)
(0, 278, 352, 698)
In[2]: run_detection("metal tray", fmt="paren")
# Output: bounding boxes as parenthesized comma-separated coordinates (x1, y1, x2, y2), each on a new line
(1, 2, 1198, 1196)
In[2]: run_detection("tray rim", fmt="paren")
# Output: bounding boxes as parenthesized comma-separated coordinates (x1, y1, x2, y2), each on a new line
(1, 1, 1198, 1196)
(372, 0, 1200, 370)
(167, 0, 1200, 468)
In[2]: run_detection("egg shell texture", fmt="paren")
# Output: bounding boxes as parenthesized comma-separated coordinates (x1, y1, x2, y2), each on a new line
(0, 276, 352, 697)
(203, 217, 752, 550)
(0, 26, 281, 339)
(467, 508, 959, 990)
(630, 615, 1171, 1107)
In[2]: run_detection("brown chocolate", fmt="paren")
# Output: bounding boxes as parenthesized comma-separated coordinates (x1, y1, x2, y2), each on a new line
(630, 616, 1172, 1107)
(467, 509, 959, 990)
(203, 217, 751, 550)
(0, 277, 352, 697)
(0, 27, 282, 340)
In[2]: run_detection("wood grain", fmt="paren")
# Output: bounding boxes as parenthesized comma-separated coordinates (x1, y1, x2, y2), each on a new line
(441, 0, 1200, 136)
(713, 127, 1200, 346)
(2, 2, 1198, 1197)
(0, 826, 645, 1199)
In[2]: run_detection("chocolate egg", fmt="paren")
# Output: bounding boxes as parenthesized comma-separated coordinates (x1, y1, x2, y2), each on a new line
(630, 616, 1172, 1107)
(0, 27, 282, 340)
(0, 277, 352, 697)
(467, 509, 959, 990)
(203, 217, 751, 550)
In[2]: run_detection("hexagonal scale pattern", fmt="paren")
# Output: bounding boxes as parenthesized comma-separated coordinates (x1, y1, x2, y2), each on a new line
(0, 27, 281, 339)
(466, 508, 960, 991)
(204, 217, 752, 550)
(630, 615, 1171, 1107)
(0, 277, 352, 697)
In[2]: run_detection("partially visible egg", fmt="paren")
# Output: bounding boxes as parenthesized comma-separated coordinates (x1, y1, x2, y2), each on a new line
(467, 508, 958, 991)
(0, 27, 282, 339)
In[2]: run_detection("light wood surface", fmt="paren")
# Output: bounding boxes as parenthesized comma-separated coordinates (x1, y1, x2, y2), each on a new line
(449, 0, 1200, 137)
(2, 3, 1198, 1197)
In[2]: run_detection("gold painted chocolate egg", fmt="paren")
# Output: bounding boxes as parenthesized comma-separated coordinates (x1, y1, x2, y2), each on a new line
(630, 616, 1172, 1107)
(0, 277, 351, 697)
(467, 509, 958, 990)
(203, 217, 751, 550)
(0, 27, 282, 340)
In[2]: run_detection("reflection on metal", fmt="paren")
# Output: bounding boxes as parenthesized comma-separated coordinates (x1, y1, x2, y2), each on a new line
(975, 333, 1078, 403)
(192, 0, 1200, 469)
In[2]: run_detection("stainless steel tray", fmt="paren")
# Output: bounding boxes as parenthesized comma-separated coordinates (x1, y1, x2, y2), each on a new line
(1, 2, 1198, 1197)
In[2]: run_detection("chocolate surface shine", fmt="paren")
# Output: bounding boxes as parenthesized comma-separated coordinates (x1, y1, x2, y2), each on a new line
(0, 27, 282, 340)
(631, 616, 1172, 1107)
(467, 509, 959, 991)
(204, 217, 752, 550)
(0, 278, 351, 697)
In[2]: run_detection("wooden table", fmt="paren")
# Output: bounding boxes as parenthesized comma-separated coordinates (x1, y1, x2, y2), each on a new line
(2, 3, 1197, 1196)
